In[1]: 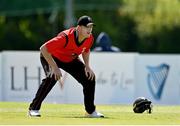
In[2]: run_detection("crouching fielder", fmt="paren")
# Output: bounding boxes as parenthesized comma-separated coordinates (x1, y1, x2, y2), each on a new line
(28, 15, 104, 118)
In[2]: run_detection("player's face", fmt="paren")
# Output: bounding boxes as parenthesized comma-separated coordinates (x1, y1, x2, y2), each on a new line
(80, 24, 93, 38)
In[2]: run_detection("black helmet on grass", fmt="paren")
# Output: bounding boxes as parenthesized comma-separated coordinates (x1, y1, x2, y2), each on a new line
(133, 97, 152, 113)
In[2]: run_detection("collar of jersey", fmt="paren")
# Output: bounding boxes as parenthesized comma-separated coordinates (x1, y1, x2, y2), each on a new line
(74, 29, 86, 47)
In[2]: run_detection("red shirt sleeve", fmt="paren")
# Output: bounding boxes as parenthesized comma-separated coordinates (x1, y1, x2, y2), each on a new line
(45, 34, 66, 53)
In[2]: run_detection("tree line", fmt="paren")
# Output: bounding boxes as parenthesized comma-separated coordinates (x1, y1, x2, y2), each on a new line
(0, 0, 180, 53)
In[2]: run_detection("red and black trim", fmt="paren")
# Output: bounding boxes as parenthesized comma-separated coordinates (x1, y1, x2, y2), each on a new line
(74, 29, 87, 47)
(58, 32, 69, 48)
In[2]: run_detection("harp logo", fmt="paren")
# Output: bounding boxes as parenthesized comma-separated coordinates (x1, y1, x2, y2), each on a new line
(147, 64, 170, 100)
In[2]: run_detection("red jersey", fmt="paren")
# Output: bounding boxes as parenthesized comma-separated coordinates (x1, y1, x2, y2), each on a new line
(45, 27, 94, 62)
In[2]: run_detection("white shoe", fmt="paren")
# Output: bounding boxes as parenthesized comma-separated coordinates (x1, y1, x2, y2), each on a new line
(85, 111, 104, 118)
(28, 110, 41, 117)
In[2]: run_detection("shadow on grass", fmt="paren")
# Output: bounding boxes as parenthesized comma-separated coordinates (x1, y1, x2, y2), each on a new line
(45, 114, 113, 119)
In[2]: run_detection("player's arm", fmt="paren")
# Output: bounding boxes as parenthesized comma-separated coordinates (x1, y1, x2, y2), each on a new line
(40, 45, 62, 81)
(82, 50, 95, 80)
(40, 35, 66, 81)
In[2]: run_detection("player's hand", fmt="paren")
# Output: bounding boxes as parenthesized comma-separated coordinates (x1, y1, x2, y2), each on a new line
(50, 66, 62, 81)
(58, 78, 64, 90)
(51, 67, 64, 89)
(85, 66, 95, 80)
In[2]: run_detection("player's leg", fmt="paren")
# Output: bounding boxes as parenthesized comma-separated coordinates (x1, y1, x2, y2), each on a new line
(55, 58, 104, 117)
(29, 76, 57, 110)
(28, 56, 57, 117)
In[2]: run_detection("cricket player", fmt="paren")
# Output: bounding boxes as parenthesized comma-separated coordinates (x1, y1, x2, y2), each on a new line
(28, 15, 104, 118)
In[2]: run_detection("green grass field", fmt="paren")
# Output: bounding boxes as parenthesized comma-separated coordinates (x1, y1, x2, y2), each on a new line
(0, 102, 180, 125)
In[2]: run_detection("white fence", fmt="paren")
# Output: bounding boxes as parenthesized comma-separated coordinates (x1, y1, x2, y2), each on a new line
(0, 51, 180, 105)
